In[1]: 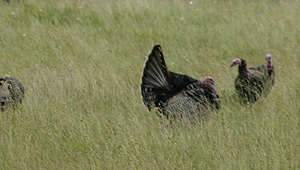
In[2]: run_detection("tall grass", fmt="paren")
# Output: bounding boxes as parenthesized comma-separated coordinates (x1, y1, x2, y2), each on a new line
(0, 0, 299, 169)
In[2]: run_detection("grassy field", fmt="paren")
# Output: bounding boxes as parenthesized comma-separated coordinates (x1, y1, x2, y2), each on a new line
(0, 0, 299, 169)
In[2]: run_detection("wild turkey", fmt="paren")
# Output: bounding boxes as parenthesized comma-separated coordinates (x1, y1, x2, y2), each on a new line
(249, 54, 275, 87)
(0, 75, 24, 111)
(230, 58, 267, 103)
(141, 44, 219, 120)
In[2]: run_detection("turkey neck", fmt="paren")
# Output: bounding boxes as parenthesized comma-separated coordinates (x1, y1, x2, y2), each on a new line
(267, 60, 273, 75)
(267, 60, 273, 70)
(210, 84, 218, 97)
(238, 59, 248, 76)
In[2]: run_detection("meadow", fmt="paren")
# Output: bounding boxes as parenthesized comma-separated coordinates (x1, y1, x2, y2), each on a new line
(0, 0, 299, 169)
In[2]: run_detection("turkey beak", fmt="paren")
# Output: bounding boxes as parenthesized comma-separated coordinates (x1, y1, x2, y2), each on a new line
(230, 62, 236, 68)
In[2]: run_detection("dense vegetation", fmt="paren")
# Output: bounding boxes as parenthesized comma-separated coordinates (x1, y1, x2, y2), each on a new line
(0, 0, 299, 169)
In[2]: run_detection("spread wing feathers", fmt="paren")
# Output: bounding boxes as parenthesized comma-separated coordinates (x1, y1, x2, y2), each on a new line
(162, 82, 219, 119)
(141, 44, 173, 110)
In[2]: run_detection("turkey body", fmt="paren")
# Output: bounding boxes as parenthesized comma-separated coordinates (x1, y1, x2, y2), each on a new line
(141, 44, 219, 120)
(0, 76, 25, 111)
(234, 70, 266, 103)
(231, 58, 268, 103)
(249, 54, 275, 88)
